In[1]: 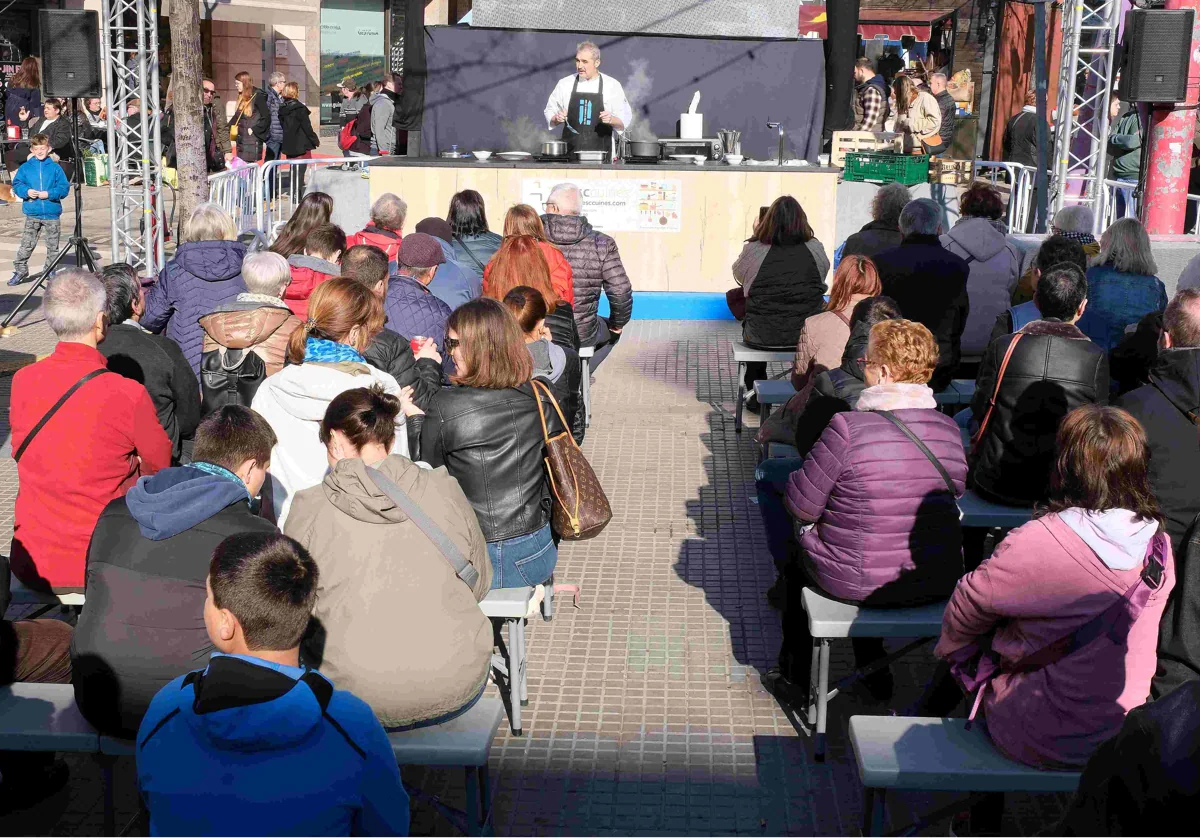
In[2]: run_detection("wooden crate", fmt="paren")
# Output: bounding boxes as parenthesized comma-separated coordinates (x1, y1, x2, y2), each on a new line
(832, 130, 900, 167)
(929, 157, 974, 186)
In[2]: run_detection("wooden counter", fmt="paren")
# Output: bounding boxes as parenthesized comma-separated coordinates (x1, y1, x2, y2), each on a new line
(368, 159, 839, 294)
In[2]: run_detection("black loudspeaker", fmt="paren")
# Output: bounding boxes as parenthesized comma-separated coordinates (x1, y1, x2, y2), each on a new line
(38, 10, 102, 98)
(1119, 9, 1194, 103)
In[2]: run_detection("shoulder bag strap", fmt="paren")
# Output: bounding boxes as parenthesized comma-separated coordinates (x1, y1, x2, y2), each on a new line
(530, 378, 570, 442)
(453, 234, 488, 273)
(873, 409, 956, 495)
(970, 332, 1024, 454)
(364, 466, 480, 591)
(832, 310, 851, 328)
(14, 369, 111, 463)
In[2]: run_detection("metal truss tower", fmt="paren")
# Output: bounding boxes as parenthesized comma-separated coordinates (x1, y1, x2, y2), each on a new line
(1049, 0, 1122, 228)
(99, 0, 164, 276)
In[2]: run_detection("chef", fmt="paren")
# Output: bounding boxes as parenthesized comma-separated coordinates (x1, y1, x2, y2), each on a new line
(543, 41, 634, 156)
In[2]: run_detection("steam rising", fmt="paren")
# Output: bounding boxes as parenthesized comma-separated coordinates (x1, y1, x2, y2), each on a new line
(623, 58, 658, 143)
(500, 115, 557, 154)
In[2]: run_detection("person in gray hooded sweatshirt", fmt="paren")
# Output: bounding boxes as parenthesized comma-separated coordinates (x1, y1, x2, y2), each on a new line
(502, 285, 584, 443)
(70, 406, 278, 737)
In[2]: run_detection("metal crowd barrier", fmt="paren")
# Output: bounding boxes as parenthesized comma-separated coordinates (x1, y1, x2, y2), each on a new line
(1099, 178, 1200, 236)
(257, 156, 376, 242)
(972, 161, 1036, 234)
(207, 162, 260, 236)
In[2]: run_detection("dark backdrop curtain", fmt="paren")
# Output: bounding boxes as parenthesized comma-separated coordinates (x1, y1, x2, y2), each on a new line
(394, 0, 427, 131)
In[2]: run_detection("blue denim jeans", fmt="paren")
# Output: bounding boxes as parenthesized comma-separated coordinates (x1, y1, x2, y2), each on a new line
(755, 457, 806, 572)
(487, 524, 557, 589)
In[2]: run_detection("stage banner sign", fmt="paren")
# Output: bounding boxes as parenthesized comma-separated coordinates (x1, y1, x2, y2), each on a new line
(521, 178, 682, 233)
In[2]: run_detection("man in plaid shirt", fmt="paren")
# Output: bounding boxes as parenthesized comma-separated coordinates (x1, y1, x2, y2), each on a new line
(853, 58, 888, 132)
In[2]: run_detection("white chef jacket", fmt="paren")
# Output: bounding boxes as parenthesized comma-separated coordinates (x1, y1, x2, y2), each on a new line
(543, 73, 634, 133)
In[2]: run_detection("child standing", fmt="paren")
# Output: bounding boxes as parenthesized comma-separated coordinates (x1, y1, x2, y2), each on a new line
(9, 133, 69, 287)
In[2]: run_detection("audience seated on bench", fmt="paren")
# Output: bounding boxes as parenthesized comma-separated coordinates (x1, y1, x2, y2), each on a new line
(969, 264, 1107, 508)
(765, 319, 966, 707)
(934, 406, 1173, 770)
(756, 257, 881, 445)
(285, 386, 494, 731)
(136, 532, 410, 836)
(72, 407, 277, 737)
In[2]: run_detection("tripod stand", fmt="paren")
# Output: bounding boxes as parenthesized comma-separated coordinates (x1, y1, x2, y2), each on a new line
(2, 96, 97, 334)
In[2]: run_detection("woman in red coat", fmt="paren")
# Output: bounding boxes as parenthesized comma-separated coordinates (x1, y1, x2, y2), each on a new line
(485, 203, 574, 305)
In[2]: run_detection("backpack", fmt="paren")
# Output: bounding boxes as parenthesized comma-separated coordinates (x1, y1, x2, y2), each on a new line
(337, 119, 358, 153)
(200, 347, 268, 416)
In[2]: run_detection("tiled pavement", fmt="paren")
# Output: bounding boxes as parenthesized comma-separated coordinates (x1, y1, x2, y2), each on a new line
(0, 318, 1070, 835)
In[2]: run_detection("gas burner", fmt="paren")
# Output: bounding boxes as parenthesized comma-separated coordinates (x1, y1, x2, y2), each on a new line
(623, 155, 660, 164)
(538, 154, 571, 163)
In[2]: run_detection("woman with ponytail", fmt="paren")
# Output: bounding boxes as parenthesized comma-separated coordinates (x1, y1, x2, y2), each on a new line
(284, 385, 494, 730)
(251, 278, 420, 526)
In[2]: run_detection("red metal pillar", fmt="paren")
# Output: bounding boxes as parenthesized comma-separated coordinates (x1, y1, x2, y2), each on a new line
(1143, 0, 1200, 235)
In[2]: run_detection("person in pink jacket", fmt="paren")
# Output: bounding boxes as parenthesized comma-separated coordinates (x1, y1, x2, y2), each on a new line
(936, 404, 1175, 771)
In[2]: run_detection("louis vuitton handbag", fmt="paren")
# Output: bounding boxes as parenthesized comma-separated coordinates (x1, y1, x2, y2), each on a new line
(531, 378, 612, 540)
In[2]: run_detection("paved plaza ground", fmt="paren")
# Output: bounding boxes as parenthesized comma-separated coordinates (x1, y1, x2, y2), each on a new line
(0, 203, 1072, 835)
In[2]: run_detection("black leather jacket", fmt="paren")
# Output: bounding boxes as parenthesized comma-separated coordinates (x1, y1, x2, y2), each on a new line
(970, 319, 1109, 506)
(362, 328, 443, 410)
(415, 380, 563, 542)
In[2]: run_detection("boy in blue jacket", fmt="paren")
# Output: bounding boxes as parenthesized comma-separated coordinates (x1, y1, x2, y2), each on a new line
(9, 133, 69, 286)
(135, 532, 410, 836)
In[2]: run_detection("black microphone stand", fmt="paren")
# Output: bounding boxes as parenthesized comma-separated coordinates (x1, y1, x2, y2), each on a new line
(2, 96, 97, 335)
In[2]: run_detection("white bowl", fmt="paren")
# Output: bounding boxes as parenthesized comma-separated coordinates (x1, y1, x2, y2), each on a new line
(725, 154, 744, 165)
(692, 155, 706, 165)
(472, 151, 492, 161)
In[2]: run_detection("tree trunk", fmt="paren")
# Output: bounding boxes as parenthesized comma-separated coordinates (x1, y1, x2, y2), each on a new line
(169, 0, 206, 235)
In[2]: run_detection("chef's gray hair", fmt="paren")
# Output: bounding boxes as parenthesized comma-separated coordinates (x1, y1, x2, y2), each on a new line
(547, 183, 582, 215)
(576, 41, 601, 62)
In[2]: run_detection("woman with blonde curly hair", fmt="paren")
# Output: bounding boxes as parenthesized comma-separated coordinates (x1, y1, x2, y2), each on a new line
(766, 318, 968, 706)
(251, 277, 418, 526)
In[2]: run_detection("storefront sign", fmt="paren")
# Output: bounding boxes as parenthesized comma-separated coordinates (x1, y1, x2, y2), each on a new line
(521, 178, 682, 233)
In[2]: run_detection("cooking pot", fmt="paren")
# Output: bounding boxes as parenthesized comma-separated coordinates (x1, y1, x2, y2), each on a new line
(542, 141, 568, 157)
(626, 140, 660, 160)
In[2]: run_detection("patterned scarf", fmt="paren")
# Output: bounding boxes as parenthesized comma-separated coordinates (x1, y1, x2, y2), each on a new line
(189, 461, 251, 503)
(1051, 227, 1096, 248)
(305, 336, 366, 364)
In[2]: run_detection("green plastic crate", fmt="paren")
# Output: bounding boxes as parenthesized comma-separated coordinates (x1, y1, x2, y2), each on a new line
(843, 152, 929, 185)
(82, 154, 109, 186)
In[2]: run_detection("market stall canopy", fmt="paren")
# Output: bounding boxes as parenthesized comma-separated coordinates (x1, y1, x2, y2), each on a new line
(797, 6, 953, 41)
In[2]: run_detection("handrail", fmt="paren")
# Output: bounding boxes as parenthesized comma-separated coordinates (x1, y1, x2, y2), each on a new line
(256, 155, 378, 241)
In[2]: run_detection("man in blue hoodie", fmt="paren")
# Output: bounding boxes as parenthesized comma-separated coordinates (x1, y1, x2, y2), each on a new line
(137, 531, 410, 836)
(70, 405, 278, 736)
(8, 133, 69, 286)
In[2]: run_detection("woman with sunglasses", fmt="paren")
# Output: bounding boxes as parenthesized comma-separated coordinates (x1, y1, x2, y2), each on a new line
(765, 318, 967, 707)
(411, 298, 566, 590)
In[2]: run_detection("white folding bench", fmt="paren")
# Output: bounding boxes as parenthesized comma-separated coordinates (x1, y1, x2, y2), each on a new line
(479, 586, 536, 736)
(799, 588, 947, 762)
(732, 342, 792, 433)
(0, 683, 128, 834)
(957, 490, 1033, 529)
(388, 697, 505, 835)
(850, 715, 1081, 835)
(752, 379, 796, 421)
(578, 345, 595, 427)
(766, 441, 801, 460)
(8, 576, 85, 618)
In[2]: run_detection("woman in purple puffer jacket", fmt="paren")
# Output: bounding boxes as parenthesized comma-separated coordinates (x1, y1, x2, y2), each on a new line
(768, 318, 967, 705)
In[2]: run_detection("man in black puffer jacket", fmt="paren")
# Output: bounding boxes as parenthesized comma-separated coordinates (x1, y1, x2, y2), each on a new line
(1117, 288, 1200, 557)
(542, 183, 633, 368)
(70, 407, 278, 737)
(970, 265, 1108, 506)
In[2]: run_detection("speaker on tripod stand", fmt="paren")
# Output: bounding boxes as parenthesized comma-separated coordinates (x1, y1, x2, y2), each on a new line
(2, 10, 103, 334)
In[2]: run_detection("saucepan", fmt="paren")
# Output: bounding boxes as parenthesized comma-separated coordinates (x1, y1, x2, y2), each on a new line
(626, 140, 660, 160)
(542, 141, 568, 157)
